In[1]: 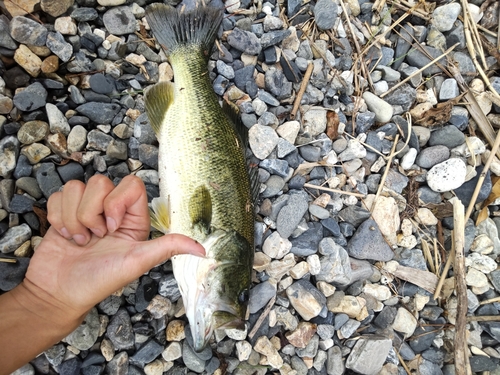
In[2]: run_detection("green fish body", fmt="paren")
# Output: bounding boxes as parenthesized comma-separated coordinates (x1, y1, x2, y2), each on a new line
(145, 4, 255, 351)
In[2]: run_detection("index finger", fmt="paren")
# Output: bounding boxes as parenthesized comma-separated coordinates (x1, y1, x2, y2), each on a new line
(103, 175, 150, 235)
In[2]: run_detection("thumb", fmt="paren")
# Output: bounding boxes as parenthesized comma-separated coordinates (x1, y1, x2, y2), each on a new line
(125, 233, 206, 274)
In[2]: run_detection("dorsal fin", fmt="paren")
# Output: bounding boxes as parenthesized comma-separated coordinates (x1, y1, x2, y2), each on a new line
(144, 81, 175, 136)
(222, 100, 248, 149)
(189, 185, 212, 235)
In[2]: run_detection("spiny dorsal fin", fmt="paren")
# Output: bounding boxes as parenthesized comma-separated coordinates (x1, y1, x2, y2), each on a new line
(144, 81, 175, 136)
(222, 100, 248, 149)
(149, 196, 171, 234)
(189, 185, 212, 235)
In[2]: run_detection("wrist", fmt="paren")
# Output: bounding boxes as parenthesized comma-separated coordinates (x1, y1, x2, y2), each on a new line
(11, 280, 87, 334)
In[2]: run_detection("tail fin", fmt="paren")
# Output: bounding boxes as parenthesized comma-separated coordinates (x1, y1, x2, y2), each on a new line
(145, 4, 223, 59)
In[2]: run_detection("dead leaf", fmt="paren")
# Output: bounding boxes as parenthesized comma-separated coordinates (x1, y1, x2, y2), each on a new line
(476, 177, 500, 225)
(326, 111, 339, 140)
(33, 206, 49, 237)
(426, 202, 454, 219)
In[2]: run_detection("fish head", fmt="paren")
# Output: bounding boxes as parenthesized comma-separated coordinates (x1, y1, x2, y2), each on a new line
(187, 229, 253, 352)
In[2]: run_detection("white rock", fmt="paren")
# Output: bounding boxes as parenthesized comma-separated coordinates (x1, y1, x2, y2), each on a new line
(144, 360, 164, 375)
(397, 234, 417, 249)
(307, 254, 321, 275)
(262, 231, 292, 259)
(162, 342, 182, 361)
(362, 284, 391, 301)
(276, 121, 300, 144)
(236, 340, 253, 361)
(426, 158, 467, 192)
(470, 234, 494, 255)
(401, 218, 413, 237)
(400, 148, 417, 169)
(466, 268, 489, 288)
(46, 103, 70, 136)
(468, 3, 483, 23)
(339, 139, 367, 161)
(466, 253, 497, 274)
(452, 136, 486, 157)
(54, 17, 77, 35)
(226, 324, 248, 340)
(392, 307, 417, 338)
(364, 195, 399, 246)
(415, 207, 438, 226)
(362, 92, 394, 123)
(303, 107, 327, 136)
(249, 124, 279, 160)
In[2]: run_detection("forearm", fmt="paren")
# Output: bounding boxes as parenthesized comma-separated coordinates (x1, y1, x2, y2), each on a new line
(0, 282, 86, 374)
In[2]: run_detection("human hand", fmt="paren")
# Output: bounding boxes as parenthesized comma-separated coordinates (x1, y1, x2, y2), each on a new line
(20, 175, 204, 324)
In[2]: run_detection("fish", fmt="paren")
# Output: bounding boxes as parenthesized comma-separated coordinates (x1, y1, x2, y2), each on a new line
(144, 3, 257, 352)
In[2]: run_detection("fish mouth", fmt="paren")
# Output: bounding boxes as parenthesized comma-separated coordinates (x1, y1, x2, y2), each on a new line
(191, 308, 244, 352)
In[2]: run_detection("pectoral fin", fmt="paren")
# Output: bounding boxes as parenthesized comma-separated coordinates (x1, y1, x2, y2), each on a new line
(144, 81, 175, 136)
(189, 186, 212, 235)
(149, 196, 171, 233)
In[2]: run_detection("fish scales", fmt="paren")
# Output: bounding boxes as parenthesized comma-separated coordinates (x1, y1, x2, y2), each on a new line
(161, 49, 253, 246)
(145, 4, 255, 352)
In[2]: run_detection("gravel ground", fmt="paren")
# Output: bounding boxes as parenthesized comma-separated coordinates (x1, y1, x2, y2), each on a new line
(1, 0, 500, 374)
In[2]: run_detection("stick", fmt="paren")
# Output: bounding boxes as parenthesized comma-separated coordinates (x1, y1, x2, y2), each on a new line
(248, 295, 276, 340)
(371, 134, 399, 213)
(467, 315, 500, 321)
(396, 350, 412, 375)
(453, 200, 471, 375)
(303, 183, 367, 198)
(433, 245, 454, 300)
(290, 62, 314, 119)
(0, 258, 17, 263)
(449, 65, 500, 160)
(479, 296, 500, 305)
(380, 44, 458, 98)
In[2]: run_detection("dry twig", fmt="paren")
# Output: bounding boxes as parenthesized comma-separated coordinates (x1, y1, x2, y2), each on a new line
(303, 183, 367, 198)
(290, 62, 314, 119)
(248, 295, 276, 340)
(452, 200, 472, 375)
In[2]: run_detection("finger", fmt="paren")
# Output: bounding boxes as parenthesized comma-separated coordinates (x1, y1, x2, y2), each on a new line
(124, 234, 205, 277)
(47, 192, 71, 239)
(77, 175, 115, 238)
(61, 180, 91, 246)
(103, 175, 149, 233)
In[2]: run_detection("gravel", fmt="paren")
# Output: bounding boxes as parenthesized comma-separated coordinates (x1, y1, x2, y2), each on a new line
(2, 0, 500, 374)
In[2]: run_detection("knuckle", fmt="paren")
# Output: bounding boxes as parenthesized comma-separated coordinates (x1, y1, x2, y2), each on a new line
(89, 174, 112, 189)
(64, 179, 84, 192)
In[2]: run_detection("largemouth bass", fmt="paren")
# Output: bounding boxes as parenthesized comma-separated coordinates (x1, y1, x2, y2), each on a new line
(144, 4, 256, 351)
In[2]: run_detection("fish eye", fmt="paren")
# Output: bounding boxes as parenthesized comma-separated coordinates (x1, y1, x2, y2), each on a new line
(238, 289, 249, 303)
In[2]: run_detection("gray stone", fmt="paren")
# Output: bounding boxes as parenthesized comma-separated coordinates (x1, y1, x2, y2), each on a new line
(57, 162, 85, 183)
(345, 336, 392, 374)
(9, 194, 35, 214)
(338, 205, 371, 227)
(428, 125, 465, 149)
(347, 219, 394, 261)
(227, 28, 262, 55)
(103, 6, 136, 35)
(182, 340, 206, 373)
(65, 308, 100, 350)
(416, 145, 450, 169)
(9, 16, 47, 46)
(17, 120, 49, 145)
(46, 32, 73, 62)
(326, 346, 344, 375)
(314, 0, 338, 30)
(16, 177, 43, 199)
(276, 192, 309, 239)
(406, 46, 446, 75)
(0, 223, 31, 253)
(76, 102, 121, 124)
(0, 16, 17, 50)
(46, 103, 70, 136)
(0, 256, 30, 291)
(130, 340, 164, 367)
(13, 82, 47, 112)
(249, 280, 276, 314)
(439, 78, 459, 101)
(87, 130, 113, 151)
(0, 136, 20, 178)
(316, 238, 352, 286)
(432, 3, 462, 32)
(290, 222, 323, 257)
(106, 309, 134, 351)
(106, 352, 128, 375)
(261, 175, 285, 198)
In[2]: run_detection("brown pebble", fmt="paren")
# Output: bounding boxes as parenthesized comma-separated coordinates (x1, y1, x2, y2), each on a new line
(41, 55, 59, 74)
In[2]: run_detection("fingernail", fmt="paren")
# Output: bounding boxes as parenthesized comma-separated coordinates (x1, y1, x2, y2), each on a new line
(106, 217, 117, 233)
(73, 234, 87, 246)
(60, 227, 71, 239)
(191, 244, 206, 257)
(91, 228, 104, 238)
